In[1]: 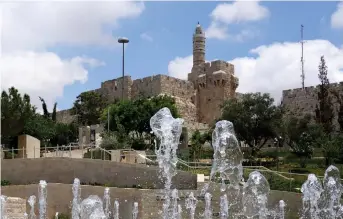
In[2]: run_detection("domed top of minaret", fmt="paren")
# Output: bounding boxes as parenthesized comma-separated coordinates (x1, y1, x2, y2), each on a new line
(195, 22, 204, 35)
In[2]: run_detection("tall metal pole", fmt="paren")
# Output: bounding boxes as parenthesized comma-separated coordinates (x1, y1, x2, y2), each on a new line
(118, 37, 129, 101)
(301, 24, 305, 90)
(122, 42, 125, 101)
(107, 108, 110, 132)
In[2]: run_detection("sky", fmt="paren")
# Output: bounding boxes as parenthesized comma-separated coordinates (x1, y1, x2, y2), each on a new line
(1, 1, 343, 112)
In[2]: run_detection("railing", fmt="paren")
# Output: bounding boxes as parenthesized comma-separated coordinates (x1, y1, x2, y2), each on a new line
(0, 143, 112, 160)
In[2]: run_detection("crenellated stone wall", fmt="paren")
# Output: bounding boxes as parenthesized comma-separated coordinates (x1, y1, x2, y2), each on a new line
(282, 82, 343, 131)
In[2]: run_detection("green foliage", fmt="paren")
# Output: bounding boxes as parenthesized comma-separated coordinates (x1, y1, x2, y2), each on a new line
(71, 91, 108, 126)
(38, 97, 58, 122)
(100, 132, 131, 150)
(23, 114, 56, 142)
(189, 130, 211, 161)
(83, 149, 111, 160)
(2, 87, 78, 148)
(50, 122, 78, 146)
(1, 180, 11, 186)
(101, 95, 179, 150)
(1, 87, 36, 147)
(221, 92, 282, 154)
(315, 56, 334, 134)
(292, 132, 314, 168)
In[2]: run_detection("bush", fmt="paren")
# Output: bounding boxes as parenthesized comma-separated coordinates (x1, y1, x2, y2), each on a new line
(1, 180, 11, 186)
(83, 149, 111, 160)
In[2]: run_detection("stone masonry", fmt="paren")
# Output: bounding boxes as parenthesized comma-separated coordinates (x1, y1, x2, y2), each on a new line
(56, 23, 239, 127)
(282, 82, 343, 131)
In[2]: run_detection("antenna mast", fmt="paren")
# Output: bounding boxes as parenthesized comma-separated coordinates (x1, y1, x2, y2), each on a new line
(301, 24, 305, 90)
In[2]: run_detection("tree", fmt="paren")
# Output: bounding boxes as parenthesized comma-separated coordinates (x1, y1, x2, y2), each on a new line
(102, 95, 179, 150)
(39, 97, 57, 122)
(189, 130, 211, 161)
(315, 56, 334, 134)
(221, 92, 282, 155)
(281, 114, 324, 167)
(71, 91, 108, 126)
(23, 115, 56, 142)
(1, 87, 36, 147)
(50, 122, 78, 146)
(292, 132, 314, 168)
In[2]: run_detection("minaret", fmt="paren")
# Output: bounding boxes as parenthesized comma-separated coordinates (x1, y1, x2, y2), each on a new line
(193, 22, 206, 66)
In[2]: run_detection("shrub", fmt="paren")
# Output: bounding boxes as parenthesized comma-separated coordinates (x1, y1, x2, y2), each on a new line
(1, 180, 11, 186)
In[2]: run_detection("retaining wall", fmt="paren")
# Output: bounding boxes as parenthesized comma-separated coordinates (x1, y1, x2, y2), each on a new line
(1, 158, 197, 190)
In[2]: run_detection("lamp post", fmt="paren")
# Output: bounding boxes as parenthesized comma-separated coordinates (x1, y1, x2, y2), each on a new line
(118, 37, 129, 101)
(274, 136, 282, 171)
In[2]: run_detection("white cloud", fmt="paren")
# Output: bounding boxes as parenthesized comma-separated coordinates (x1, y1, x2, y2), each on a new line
(168, 55, 193, 80)
(210, 1, 269, 24)
(167, 40, 343, 103)
(331, 1, 343, 29)
(206, 1, 269, 41)
(1, 2, 145, 110)
(1, 51, 104, 109)
(140, 32, 153, 42)
(2, 2, 145, 53)
(205, 22, 228, 40)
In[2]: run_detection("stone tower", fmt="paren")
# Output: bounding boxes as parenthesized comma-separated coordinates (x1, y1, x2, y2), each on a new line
(192, 22, 206, 67)
(188, 23, 239, 124)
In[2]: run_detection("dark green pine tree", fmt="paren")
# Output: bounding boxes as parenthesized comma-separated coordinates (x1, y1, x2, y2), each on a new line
(315, 56, 334, 134)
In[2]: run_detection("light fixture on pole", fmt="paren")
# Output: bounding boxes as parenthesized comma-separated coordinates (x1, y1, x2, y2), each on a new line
(118, 37, 129, 101)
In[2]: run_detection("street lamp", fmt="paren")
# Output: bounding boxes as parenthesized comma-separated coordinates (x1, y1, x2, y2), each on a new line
(118, 37, 129, 101)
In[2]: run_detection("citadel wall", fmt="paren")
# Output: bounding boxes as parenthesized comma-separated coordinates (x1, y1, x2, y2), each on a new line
(282, 82, 343, 131)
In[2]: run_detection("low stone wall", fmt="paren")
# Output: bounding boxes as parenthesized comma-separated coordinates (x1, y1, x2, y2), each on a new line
(2, 183, 302, 219)
(1, 158, 197, 190)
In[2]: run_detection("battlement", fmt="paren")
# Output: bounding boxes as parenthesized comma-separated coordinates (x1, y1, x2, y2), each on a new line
(282, 82, 343, 97)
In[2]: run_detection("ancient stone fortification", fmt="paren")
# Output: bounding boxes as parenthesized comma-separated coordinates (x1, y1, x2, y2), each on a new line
(282, 82, 343, 131)
(56, 23, 238, 127)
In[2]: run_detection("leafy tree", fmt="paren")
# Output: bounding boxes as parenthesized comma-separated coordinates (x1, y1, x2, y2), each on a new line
(221, 92, 282, 155)
(23, 115, 56, 142)
(1, 87, 36, 147)
(281, 114, 324, 167)
(50, 122, 78, 146)
(101, 95, 179, 150)
(189, 130, 211, 161)
(71, 91, 108, 126)
(39, 97, 57, 122)
(315, 56, 334, 134)
(292, 132, 314, 168)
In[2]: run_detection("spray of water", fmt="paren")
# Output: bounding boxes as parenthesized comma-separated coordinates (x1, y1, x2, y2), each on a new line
(80, 195, 106, 219)
(150, 107, 183, 219)
(132, 202, 138, 219)
(38, 180, 47, 219)
(28, 195, 36, 219)
(103, 188, 111, 218)
(203, 193, 212, 219)
(72, 178, 81, 219)
(185, 192, 198, 219)
(301, 174, 323, 219)
(113, 200, 119, 219)
(220, 194, 228, 219)
(1, 195, 7, 219)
